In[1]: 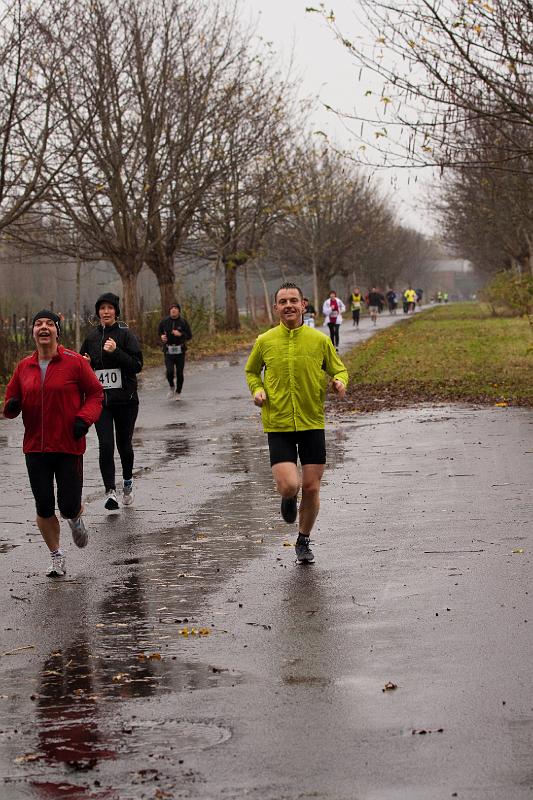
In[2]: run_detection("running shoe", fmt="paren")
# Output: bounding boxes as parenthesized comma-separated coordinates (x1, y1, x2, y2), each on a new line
(67, 515, 88, 548)
(295, 535, 315, 564)
(104, 489, 119, 510)
(46, 553, 66, 577)
(166, 389, 175, 399)
(280, 495, 298, 524)
(122, 479, 134, 506)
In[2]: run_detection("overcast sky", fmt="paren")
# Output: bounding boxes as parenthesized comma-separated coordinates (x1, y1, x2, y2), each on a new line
(244, 0, 439, 236)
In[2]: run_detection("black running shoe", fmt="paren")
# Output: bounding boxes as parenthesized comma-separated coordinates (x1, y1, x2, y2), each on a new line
(280, 495, 298, 524)
(295, 535, 314, 564)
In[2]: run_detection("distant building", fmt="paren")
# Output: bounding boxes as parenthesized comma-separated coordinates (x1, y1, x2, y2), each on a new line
(427, 258, 483, 300)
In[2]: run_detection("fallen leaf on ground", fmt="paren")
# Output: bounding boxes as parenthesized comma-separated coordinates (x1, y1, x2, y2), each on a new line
(382, 681, 398, 692)
(14, 753, 41, 764)
(112, 673, 129, 682)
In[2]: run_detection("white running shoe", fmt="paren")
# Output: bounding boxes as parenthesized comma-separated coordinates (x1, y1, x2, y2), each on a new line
(122, 480, 133, 506)
(104, 489, 119, 510)
(67, 515, 88, 548)
(46, 553, 66, 577)
(166, 389, 175, 399)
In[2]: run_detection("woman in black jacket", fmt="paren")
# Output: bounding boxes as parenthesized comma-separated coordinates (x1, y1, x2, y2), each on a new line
(81, 293, 143, 510)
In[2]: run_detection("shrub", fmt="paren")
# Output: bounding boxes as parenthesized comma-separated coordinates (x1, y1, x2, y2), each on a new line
(481, 271, 533, 318)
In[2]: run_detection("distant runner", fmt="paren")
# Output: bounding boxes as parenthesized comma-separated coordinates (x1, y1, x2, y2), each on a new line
(322, 290, 346, 350)
(386, 289, 398, 315)
(404, 286, 417, 314)
(3, 310, 103, 577)
(245, 282, 348, 564)
(158, 303, 192, 400)
(348, 287, 363, 328)
(367, 287, 385, 325)
(302, 298, 316, 328)
(81, 293, 143, 510)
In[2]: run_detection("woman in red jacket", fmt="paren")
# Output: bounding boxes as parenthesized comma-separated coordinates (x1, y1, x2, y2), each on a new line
(3, 310, 103, 577)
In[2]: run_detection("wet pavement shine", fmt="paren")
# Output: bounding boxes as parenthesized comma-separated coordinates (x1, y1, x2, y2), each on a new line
(0, 312, 532, 799)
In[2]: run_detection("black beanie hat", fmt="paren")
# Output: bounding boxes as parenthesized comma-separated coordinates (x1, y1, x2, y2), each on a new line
(169, 302, 181, 312)
(95, 292, 120, 318)
(32, 309, 61, 338)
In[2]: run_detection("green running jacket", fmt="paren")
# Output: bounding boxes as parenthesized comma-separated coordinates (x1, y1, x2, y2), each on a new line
(245, 323, 349, 432)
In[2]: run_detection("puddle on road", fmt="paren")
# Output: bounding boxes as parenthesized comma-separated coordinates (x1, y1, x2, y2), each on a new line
(0, 425, 347, 797)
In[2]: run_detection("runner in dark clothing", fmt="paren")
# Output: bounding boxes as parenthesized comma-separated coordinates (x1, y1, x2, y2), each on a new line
(80, 293, 143, 511)
(386, 290, 398, 315)
(157, 303, 192, 400)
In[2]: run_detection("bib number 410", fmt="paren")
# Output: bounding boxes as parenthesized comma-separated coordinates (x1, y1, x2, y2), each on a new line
(94, 368, 122, 389)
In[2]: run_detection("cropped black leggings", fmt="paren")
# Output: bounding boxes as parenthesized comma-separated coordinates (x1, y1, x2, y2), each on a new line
(25, 453, 83, 519)
(94, 403, 138, 491)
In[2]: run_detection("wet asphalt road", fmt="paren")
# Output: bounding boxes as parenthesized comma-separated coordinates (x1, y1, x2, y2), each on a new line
(0, 310, 532, 799)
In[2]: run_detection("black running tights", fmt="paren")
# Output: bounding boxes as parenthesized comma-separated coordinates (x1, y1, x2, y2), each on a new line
(94, 403, 138, 491)
(328, 323, 340, 347)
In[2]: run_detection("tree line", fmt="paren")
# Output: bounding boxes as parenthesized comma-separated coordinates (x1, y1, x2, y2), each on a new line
(0, 0, 434, 329)
(310, 0, 532, 280)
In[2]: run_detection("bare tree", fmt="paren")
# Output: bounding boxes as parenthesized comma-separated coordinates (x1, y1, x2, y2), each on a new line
(269, 144, 382, 306)
(0, 0, 80, 231)
(308, 1, 533, 172)
(135, 3, 262, 313)
(193, 67, 298, 330)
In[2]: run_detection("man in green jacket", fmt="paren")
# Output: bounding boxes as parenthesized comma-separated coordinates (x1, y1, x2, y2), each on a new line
(245, 282, 348, 563)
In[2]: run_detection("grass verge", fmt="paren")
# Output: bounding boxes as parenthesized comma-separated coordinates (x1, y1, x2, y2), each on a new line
(339, 303, 533, 413)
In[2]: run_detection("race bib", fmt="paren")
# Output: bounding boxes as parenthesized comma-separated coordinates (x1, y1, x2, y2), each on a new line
(167, 345, 182, 355)
(94, 368, 122, 389)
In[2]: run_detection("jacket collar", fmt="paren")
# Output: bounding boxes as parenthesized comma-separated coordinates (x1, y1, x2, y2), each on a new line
(98, 322, 119, 332)
(279, 321, 305, 334)
(29, 344, 64, 363)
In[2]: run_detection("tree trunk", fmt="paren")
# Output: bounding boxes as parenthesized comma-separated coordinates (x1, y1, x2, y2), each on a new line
(525, 232, 533, 275)
(75, 254, 81, 352)
(120, 271, 139, 325)
(312, 257, 320, 313)
(243, 264, 256, 323)
(208, 256, 220, 334)
(256, 261, 273, 323)
(224, 260, 240, 330)
(158, 276, 177, 316)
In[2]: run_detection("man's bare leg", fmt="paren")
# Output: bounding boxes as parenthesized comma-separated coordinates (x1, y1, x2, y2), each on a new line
(299, 464, 325, 536)
(272, 461, 300, 499)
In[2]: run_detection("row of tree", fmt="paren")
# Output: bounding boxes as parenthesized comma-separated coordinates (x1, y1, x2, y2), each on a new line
(0, 0, 433, 328)
(312, 0, 532, 277)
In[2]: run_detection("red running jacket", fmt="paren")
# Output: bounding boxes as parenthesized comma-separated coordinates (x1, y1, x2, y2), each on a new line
(3, 346, 103, 454)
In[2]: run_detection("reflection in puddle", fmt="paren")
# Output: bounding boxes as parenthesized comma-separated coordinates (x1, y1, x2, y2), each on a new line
(0, 540, 19, 554)
(165, 436, 190, 459)
(33, 641, 116, 780)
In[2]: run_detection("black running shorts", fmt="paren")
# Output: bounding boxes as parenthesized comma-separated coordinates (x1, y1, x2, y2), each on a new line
(25, 452, 83, 519)
(267, 430, 326, 467)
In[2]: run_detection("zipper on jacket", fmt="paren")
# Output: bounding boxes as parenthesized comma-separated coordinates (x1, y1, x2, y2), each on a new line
(100, 326, 108, 406)
(40, 359, 50, 450)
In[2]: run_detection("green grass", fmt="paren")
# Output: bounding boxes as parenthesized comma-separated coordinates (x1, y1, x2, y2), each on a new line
(341, 303, 533, 411)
